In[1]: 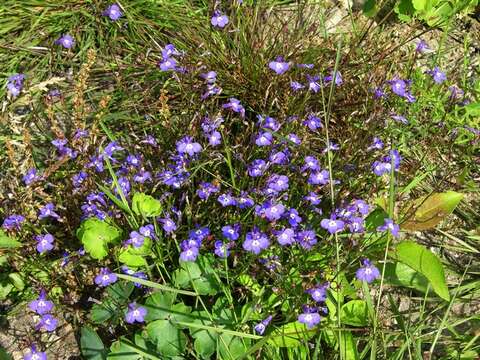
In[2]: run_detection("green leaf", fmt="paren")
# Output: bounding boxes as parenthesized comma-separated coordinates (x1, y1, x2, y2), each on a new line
(0, 279, 13, 300)
(362, 0, 377, 17)
(383, 261, 429, 293)
(0, 346, 12, 360)
(173, 257, 219, 295)
(80, 327, 107, 360)
(77, 218, 122, 259)
(192, 330, 218, 359)
(412, 0, 427, 10)
(402, 191, 463, 231)
(218, 333, 249, 360)
(340, 300, 368, 326)
(0, 230, 21, 249)
(395, 241, 450, 301)
(132, 193, 162, 217)
(340, 331, 360, 360)
(267, 322, 316, 347)
(464, 102, 480, 117)
(144, 292, 176, 322)
(107, 281, 134, 303)
(108, 340, 142, 360)
(365, 208, 388, 232)
(146, 320, 186, 357)
(8, 273, 25, 290)
(90, 303, 115, 324)
(118, 237, 152, 267)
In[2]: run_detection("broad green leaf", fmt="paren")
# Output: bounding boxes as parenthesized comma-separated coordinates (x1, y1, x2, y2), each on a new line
(402, 191, 463, 231)
(77, 218, 122, 259)
(383, 261, 429, 293)
(365, 208, 388, 232)
(0, 279, 13, 300)
(118, 237, 152, 267)
(464, 102, 480, 117)
(132, 193, 162, 217)
(144, 292, 176, 322)
(340, 300, 368, 326)
(0, 346, 12, 360)
(108, 340, 142, 360)
(192, 329, 218, 359)
(80, 327, 107, 360)
(362, 0, 377, 16)
(218, 333, 249, 360)
(340, 331, 360, 360)
(8, 273, 24, 290)
(90, 303, 115, 324)
(412, 0, 427, 10)
(0, 230, 21, 249)
(192, 276, 220, 295)
(173, 257, 219, 295)
(107, 282, 134, 303)
(395, 241, 450, 301)
(267, 322, 316, 347)
(146, 319, 186, 357)
(237, 274, 262, 296)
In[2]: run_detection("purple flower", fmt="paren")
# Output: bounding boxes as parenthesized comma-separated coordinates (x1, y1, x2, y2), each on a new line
(139, 224, 155, 239)
(297, 229, 317, 249)
(387, 149, 402, 170)
(222, 224, 240, 241)
(23, 168, 41, 186)
(180, 246, 199, 262)
(390, 79, 407, 97)
(372, 161, 390, 176)
(38, 203, 60, 220)
(159, 57, 178, 71)
(264, 202, 285, 221)
(426, 67, 446, 84)
(237, 192, 255, 208)
(125, 303, 147, 324)
(448, 85, 464, 101)
(324, 70, 343, 86)
(162, 44, 181, 59)
(72, 171, 88, 187)
(103, 3, 123, 20)
(320, 217, 345, 234)
(142, 135, 158, 146)
(373, 87, 387, 99)
(276, 228, 296, 246)
(377, 218, 400, 238)
(218, 193, 237, 207)
(2, 214, 25, 231)
(304, 192, 321, 205)
(126, 231, 145, 248)
(354, 199, 370, 216)
(197, 182, 220, 200)
(121, 266, 148, 287)
(201, 71, 217, 83)
(306, 75, 321, 93)
(7, 73, 25, 97)
(87, 155, 104, 173)
(308, 170, 329, 185)
(286, 208, 302, 227)
(29, 290, 54, 315)
(36, 314, 58, 332)
(303, 156, 320, 171)
(126, 154, 142, 167)
(176, 136, 202, 156)
(95, 268, 118, 287)
(303, 114, 322, 131)
(348, 217, 365, 233)
(223, 98, 245, 117)
(268, 57, 290, 75)
(356, 259, 380, 283)
(133, 169, 152, 183)
(23, 345, 47, 360)
(286, 133, 301, 145)
(291, 81, 305, 91)
(35, 234, 54, 254)
(214, 240, 231, 258)
(269, 149, 289, 165)
(254, 315, 273, 335)
(159, 217, 177, 233)
(211, 10, 229, 28)
(298, 311, 321, 329)
(207, 131, 222, 146)
(267, 174, 289, 192)
(248, 159, 268, 177)
(55, 34, 74, 49)
(307, 283, 329, 303)
(391, 114, 409, 125)
(255, 131, 273, 146)
(258, 116, 280, 132)
(243, 228, 270, 254)
(415, 39, 429, 53)
(367, 137, 384, 151)
(322, 141, 340, 154)
(189, 226, 210, 242)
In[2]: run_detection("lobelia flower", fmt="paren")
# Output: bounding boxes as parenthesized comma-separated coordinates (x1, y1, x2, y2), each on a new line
(348, 217, 365, 233)
(55, 34, 74, 49)
(258, 115, 281, 132)
(237, 192, 255, 209)
(116, 177, 131, 195)
(180, 246, 199, 262)
(297, 229, 317, 250)
(298, 309, 321, 329)
(306, 75, 321, 93)
(2, 214, 26, 231)
(121, 266, 148, 287)
(126, 231, 145, 248)
(308, 170, 330, 185)
(286, 133, 301, 145)
(36, 314, 58, 332)
(290, 81, 305, 91)
(307, 283, 329, 303)
(255, 131, 273, 146)
(200, 71, 217, 84)
(222, 98, 245, 117)
(367, 137, 384, 151)
(297, 63, 314, 69)
(23, 168, 41, 186)
(29, 290, 54, 315)
(189, 226, 210, 242)
(214, 240, 232, 258)
(373, 86, 387, 99)
(372, 160, 391, 176)
(391, 114, 409, 125)
(377, 218, 400, 238)
(72, 171, 88, 187)
(426, 67, 446, 84)
(35, 234, 54, 254)
(176, 136, 202, 156)
(7, 73, 25, 97)
(303, 114, 322, 131)
(211, 10, 229, 28)
(207, 131, 222, 146)
(103, 3, 122, 20)
(95, 268, 118, 287)
(263, 202, 285, 221)
(159, 217, 177, 233)
(324, 70, 343, 86)
(269, 149, 289, 165)
(23, 345, 47, 360)
(267, 174, 289, 193)
(159, 57, 178, 71)
(276, 227, 296, 246)
(162, 44, 181, 59)
(243, 228, 270, 254)
(356, 259, 380, 283)
(320, 217, 345, 234)
(87, 154, 105, 173)
(260, 255, 280, 271)
(303, 156, 320, 171)
(104, 141, 124, 159)
(125, 303, 147, 324)
(142, 135, 158, 146)
(415, 39, 429, 53)
(218, 193, 237, 207)
(322, 141, 340, 154)
(133, 169, 152, 183)
(126, 154, 142, 167)
(222, 224, 240, 241)
(254, 315, 273, 335)
(38, 203, 60, 220)
(139, 224, 155, 239)
(248, 159, 268, 177)
(286, 208, 302, 227)
(197, 182, 220, 200)
(390, 79, 407, 97)
(304, 192, 321, 205)
(268, 57, 290, 75)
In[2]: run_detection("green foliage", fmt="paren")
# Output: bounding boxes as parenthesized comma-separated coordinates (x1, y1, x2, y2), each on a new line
(118, 237, 152, 267)
(80, 327, 107, 360)
(146, 319, 187, 357)
(0, 230, 21, 249)
(173, 255, 220, 295)
(131, 192, 162, 218)
(90, 282, 134, 324)
(395, 241, 450, 301)
(267, 322, 317, 347)
(77, 218, 122, 259)
(340, 300, 369, 326)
